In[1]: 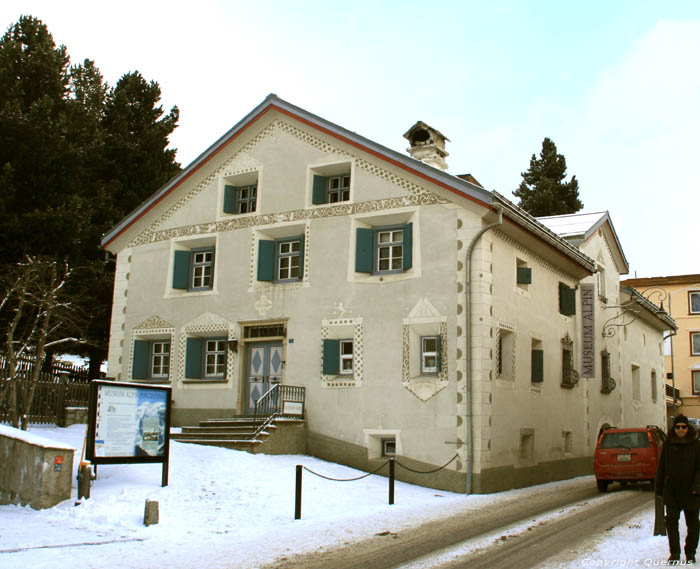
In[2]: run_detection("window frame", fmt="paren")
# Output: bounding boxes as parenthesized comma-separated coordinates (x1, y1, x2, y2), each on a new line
(690, 291, 700, 315)
(185, 336, 228, 381)
(150, 341, 171, 379)
(691, 331, 700, 356)
(276, 237, 303, 282)
(420, 335, 440, 375)
(311, 171, 351, 205)
(190, 247, 215, 291)
(132, 339, 172, 381)
(693, 370, 700, 395)
(339, 339, 354, 375)
(355, 223, 413, 275)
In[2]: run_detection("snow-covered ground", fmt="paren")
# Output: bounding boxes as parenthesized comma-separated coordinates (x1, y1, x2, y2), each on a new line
(0, 424, 681, 568)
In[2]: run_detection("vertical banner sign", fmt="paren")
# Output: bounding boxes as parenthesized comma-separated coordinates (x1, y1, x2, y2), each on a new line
(581, 283, 595, 377)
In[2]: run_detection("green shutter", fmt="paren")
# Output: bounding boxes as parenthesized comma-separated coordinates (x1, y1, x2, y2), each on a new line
(172, 250, 190, 289)
(517, 267, 532, 284)
(298, 235, 305, 280)
(559, 282, 576, 316)
(402, 223, 413, 270)
(257, 240, 275, 281)
(355, 228, 373, 273)
(323, 339, 340, 375)
(185, 337, 203, 379)
(312, 175, 328, 205)
(132, 340, 150, 380)
(223, 185, 239, 213)
(531, 349, 544, 383)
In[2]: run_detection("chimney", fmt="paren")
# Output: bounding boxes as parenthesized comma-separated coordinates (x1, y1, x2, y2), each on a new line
(403, 121, 449, 171)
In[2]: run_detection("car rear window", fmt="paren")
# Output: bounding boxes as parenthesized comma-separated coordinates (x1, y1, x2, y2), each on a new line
(600, 431, 650, 449)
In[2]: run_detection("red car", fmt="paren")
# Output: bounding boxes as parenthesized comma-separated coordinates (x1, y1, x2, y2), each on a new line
(593, 426, 666, 492)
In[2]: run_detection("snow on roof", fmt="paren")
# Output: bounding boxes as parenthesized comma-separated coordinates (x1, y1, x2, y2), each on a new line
(0, 424, 76, 451)
(536, 211, 609, 239)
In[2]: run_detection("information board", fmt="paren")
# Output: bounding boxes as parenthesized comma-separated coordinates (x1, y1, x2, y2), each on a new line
(86, 380, 172, 486)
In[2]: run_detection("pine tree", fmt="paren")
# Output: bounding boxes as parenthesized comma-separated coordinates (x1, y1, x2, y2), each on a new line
(513, 137, 583, 217)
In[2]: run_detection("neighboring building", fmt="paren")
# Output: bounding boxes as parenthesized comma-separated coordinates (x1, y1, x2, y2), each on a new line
(100, 94, 670, 493)
(621, 274, 700, 422)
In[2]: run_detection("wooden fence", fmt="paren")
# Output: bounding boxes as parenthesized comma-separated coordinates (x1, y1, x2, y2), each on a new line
(0, 356, 92, 425)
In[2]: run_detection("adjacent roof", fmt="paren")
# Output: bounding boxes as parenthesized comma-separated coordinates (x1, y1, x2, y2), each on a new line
(99, 94, 596, 274)
(620, 285, 677, 331)
(537, 211, 629, 275)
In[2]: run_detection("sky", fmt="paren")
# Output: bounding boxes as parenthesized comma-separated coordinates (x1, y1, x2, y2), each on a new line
(0, 424, 677, 568)
(1, 1, 698, 279)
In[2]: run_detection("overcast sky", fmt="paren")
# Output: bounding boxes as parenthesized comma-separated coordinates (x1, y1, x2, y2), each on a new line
(2, 1, 698, 279)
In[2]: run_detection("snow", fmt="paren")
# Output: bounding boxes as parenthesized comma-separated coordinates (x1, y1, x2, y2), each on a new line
(0, 424, 76, 451)
(0, 424, 684, 568)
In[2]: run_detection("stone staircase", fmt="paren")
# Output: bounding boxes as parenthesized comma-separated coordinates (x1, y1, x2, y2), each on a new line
(171, 415, 306, 454)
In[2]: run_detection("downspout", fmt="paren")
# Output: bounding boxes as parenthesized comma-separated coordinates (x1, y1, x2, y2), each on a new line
(465, 205, 503, 494)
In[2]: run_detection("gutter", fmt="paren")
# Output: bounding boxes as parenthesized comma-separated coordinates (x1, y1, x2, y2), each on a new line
(465, 205, 503, 494)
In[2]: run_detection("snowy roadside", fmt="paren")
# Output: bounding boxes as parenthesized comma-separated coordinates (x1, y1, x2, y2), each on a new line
(0, 424, 673, 568)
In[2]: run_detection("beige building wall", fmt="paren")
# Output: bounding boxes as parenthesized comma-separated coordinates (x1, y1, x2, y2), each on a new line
(621, 275, 700, 422)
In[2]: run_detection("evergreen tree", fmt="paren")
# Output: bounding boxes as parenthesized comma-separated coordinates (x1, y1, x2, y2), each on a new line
(513, 137, 583, 217)
(0, 16, 180, 376)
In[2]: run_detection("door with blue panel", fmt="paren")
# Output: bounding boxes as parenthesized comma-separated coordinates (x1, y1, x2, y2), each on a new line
(246, 341, 283, 413)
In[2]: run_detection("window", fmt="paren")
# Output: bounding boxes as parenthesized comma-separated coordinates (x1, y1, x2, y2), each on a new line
(516, 258, 531, 290)
(496, 327, 514, 381)
(558, 282, 576, 316)
(531, 339, 544, 383)
(651, 370, 658, 403)
(690, 292, 700, 314)
(132, 340, 171, 381)
(601, 349, 616, 394)
(257, 236, 304, 283)
(520, 429, 535, 462)
(355, 224, 412, 275)
(596, 263, 607, 302)
(312, 174, 350, 204)
(173, 247, 215, 291)
(692, 332, 700, 356)
(382, 438, 396, 457)
(224, 184, 257, 214)
(632, 364, 640, 401)
(561, 335, 579, 388)
(693, 371, 700, 395)
(322, 339, 353, 375)
(185, 337, 227, 380)
(420, 336, 440, 374)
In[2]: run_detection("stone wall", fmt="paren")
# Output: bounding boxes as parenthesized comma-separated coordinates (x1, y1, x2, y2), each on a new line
(0, 425, 75, 509)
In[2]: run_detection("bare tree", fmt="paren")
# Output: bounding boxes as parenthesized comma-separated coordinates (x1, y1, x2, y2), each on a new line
(0, 256, 86, 429)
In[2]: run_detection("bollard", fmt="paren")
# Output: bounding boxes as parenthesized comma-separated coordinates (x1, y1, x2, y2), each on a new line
(295, 465, 302, 520)
(389, 458, 395, 505)
(77, 463, 94, 499)
(144, 500, 159, 526)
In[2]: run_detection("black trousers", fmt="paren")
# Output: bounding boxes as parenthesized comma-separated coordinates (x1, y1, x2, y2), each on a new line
(666, 505, 700, 557)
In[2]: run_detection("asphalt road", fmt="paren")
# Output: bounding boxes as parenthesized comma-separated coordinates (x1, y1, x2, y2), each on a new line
(261, 480, 652, 569)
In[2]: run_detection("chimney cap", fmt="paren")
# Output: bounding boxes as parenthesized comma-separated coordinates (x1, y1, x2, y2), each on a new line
(403, 121, 450, 146)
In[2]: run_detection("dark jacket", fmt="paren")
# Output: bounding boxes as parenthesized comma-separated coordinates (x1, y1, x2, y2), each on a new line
(656, 425, 700, 509)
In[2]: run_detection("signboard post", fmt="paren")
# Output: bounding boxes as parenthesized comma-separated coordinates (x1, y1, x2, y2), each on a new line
(86, 380, 172, 487)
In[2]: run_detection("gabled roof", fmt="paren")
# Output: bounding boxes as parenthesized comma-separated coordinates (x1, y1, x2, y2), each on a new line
(100, 94, 491, 249)
(536, 211, 629, 275)
(99, 94, 596, 275)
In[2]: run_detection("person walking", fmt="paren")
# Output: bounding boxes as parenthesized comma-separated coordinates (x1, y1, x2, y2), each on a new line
(656, 414, 700, 564)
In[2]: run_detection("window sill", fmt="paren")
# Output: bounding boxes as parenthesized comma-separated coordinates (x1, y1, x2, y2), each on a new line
(166, 289, 217, 299)
(183, 379, 228, 384)
(138, 379, 171, 385)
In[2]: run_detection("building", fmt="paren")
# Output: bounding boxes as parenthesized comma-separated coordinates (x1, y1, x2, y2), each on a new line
(620, 274, 700, 422)
(100, 94, 670, 493)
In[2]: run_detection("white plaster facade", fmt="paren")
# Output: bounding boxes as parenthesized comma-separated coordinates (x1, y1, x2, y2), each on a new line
(101, 96, 671, 493)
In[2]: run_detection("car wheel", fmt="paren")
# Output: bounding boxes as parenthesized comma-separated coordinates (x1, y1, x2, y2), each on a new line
(597, 479, 609, 492)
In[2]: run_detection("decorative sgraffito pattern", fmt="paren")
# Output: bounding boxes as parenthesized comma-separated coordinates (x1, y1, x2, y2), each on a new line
(401, 322, 449, 402)
(320, 317, 364, 388)
(130, 119, 449, 248)
(133, 315, 175, 331)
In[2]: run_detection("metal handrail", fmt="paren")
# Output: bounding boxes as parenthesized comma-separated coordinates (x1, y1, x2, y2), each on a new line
(252, 384, 305, 439)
